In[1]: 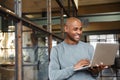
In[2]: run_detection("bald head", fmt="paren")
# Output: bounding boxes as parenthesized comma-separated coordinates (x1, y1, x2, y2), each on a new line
(64, 17, 83, 44)
(65, 17, 82, 27)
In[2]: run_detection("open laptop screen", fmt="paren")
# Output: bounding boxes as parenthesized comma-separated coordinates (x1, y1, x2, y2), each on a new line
(91, 43, 119, 66)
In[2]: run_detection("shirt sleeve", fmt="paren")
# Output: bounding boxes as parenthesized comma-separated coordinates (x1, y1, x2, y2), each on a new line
(49, 47, 75, 80)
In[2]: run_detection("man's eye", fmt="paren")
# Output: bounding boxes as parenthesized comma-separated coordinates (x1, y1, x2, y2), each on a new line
(74, 28, 78, 31)
(80, 27, 82, 31)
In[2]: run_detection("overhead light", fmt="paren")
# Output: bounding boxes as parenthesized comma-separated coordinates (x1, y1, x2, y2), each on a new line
(63, 14, 67, 17)
(25, 15, 34, 18)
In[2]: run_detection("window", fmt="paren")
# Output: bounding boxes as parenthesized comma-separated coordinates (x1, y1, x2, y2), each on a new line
(89, 34, 117, 48)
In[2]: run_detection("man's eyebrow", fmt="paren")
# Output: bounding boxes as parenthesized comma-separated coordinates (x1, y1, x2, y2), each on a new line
(80, 27, 83, 30)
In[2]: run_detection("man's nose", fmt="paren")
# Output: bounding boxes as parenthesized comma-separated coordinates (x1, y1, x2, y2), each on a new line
(77, 30, 81, 34)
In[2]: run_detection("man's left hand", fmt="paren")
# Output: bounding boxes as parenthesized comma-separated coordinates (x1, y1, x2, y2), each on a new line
(88, 62, 109, 74)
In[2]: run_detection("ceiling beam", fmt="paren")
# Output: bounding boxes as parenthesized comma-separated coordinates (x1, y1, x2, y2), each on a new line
(83, 21, 120, 31)
(23, 2, 120, 17)
(78, 3, 120, 15)
(30, 12, 120, 25)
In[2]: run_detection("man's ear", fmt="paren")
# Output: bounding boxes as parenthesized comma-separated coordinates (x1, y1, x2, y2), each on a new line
(64, 25, 68, 33)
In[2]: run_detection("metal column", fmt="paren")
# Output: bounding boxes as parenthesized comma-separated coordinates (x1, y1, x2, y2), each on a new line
(47, 0, 52, 60)
(14, 0, 23, 80)
(60, 7, 64, 37)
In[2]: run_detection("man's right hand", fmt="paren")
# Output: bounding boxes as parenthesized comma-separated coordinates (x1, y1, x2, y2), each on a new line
(74, 59, 90, 70)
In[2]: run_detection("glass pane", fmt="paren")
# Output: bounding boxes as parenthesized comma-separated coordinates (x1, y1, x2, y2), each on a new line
(107, 34, 114, 39)
(0, 17, 15, 80)
(106, 34, 116, 43)
(37, 47, 48, 80)
(89, 35, 98, 39)
(23, 66, 38, 80)
(22, 25, 49, 80)
(100, 35, 106, 39)
(90, 39, 98, 42)
(22, 26, 33, 48)
(0, 32, 15, 63)
(23, 45, 49, 80)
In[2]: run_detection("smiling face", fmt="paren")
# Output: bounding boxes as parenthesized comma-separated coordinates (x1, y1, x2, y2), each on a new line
(64, 17, 82, 44)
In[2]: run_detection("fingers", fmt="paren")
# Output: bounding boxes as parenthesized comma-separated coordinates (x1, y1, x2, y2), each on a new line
(99, 62, 109, 69)
(94, 62, 109, 71)
(88, 62, 110, 74)
(74, 59, 90, 70)
(104, 66, 109, 68)
(80, 59, 90, 66)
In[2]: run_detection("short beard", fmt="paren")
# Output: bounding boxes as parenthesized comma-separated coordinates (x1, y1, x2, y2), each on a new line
(66, 33, 79, 43)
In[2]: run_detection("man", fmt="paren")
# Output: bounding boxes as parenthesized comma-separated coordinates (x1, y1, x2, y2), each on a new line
(49, 17, 106, 80)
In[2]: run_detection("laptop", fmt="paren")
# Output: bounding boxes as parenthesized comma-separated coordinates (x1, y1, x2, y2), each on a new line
(75, 43, 119, 71)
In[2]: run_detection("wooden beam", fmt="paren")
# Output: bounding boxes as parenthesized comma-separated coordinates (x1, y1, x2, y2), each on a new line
(78, 3, 120, 15)
(83, 21, 120, 31)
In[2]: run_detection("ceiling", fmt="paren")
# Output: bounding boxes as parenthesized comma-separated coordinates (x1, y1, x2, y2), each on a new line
(0, 0, 120, 18)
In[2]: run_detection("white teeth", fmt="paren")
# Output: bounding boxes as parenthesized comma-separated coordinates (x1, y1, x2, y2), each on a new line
(75, 35, 80, 38)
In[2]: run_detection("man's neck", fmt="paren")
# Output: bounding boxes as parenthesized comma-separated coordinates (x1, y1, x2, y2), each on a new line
(64, 39, 78, 45)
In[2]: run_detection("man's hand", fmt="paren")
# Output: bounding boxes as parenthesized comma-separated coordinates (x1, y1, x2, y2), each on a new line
(88, 62, 109, 74)
(74, 59, 90, 70)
